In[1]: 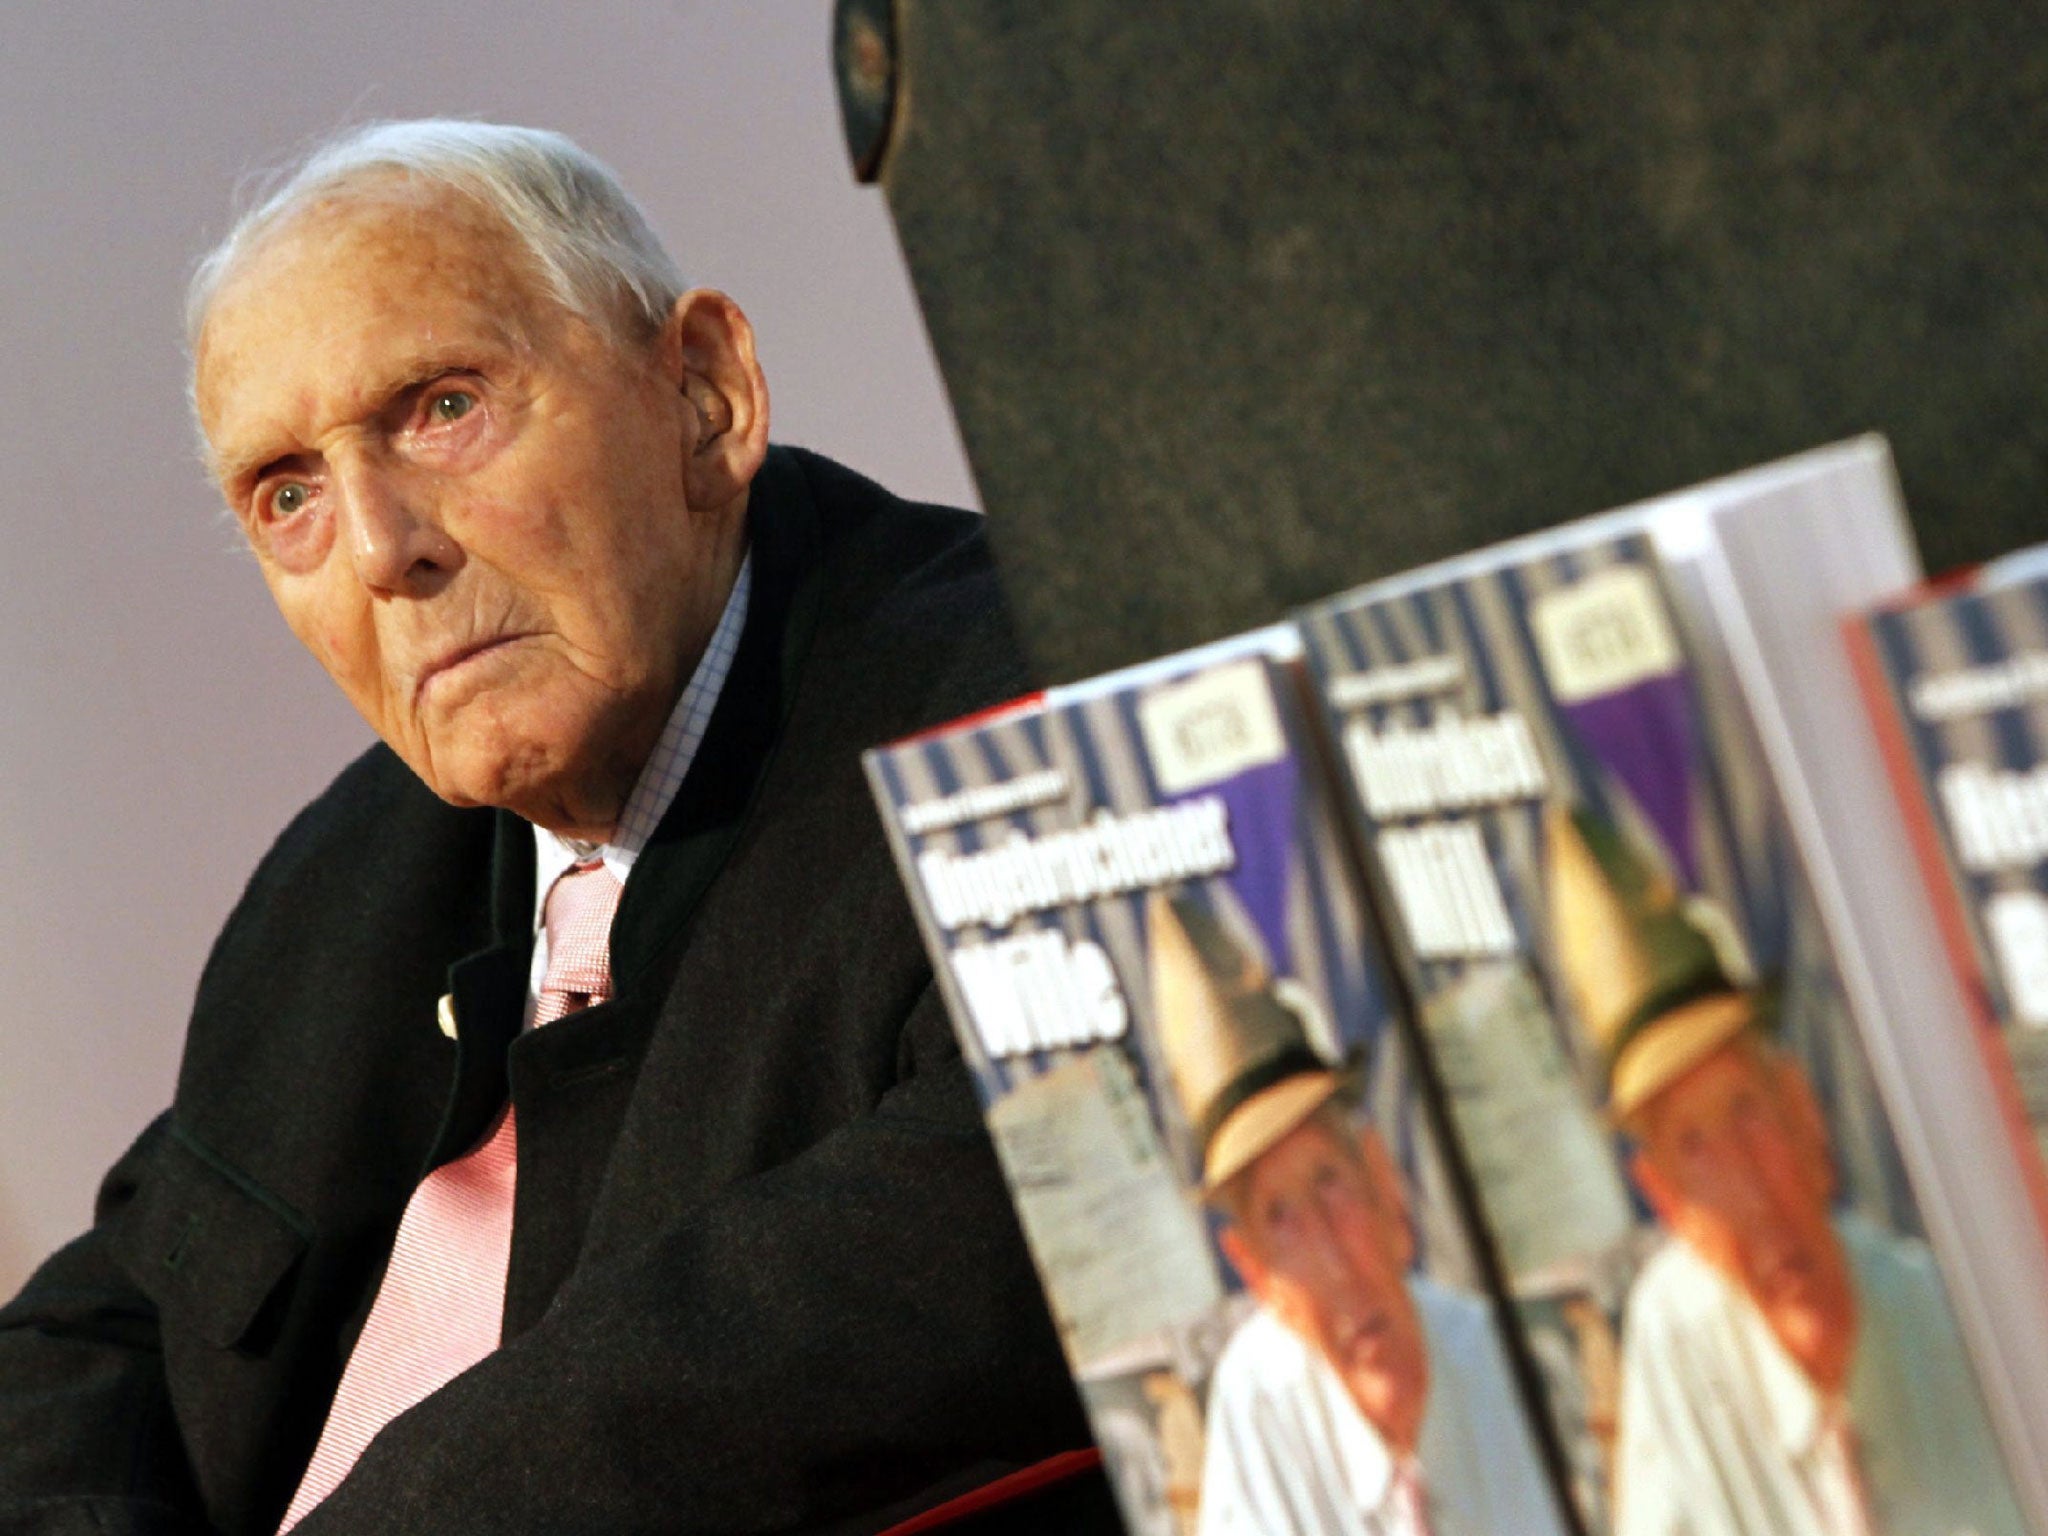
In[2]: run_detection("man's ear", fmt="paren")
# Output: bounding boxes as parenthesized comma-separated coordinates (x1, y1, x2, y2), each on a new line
(657, 287, 770, 510)
(1218, 1223, 1270, 1301)
(1629, 1145, 1684, 1231)
(1356, 1125, 1416, 1271)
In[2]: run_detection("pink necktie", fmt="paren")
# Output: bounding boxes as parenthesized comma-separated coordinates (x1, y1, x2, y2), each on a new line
(280, 861, 624, 1530)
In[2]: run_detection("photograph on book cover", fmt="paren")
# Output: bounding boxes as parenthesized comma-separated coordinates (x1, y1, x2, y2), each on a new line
(867, 646, 1573, 1536)
(1861, 566, 2048, 1185)
(1299, 533, 2027, 1536)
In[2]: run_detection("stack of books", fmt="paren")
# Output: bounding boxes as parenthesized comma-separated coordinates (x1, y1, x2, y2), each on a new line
(865, 438, 2048, 1536)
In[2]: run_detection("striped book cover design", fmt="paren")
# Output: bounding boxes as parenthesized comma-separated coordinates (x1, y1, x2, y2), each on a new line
(1859, 572, 2048, 1204)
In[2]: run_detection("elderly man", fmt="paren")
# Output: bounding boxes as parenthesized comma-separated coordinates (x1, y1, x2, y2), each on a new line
(0, 121, 1115, 1534)
(1615, 1034, 2026, 1536)
(1548, 807, 2025, 1536)
(1150, 895, 1565, 1536)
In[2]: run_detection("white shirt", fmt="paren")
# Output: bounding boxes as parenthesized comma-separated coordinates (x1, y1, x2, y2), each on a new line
(1615, 1214, 2025, 1536)
(1198, 1279, 1569, 1536)
(526, 554, 752, 1018)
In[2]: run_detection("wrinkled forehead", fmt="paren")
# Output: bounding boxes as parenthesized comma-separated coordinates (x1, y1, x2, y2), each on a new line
(1633, 1036, 1784, 1142)
(206, 177, 547, 324)
(1241, 1113, 1372, 1203)
(191, 187, 560, 457)
(1231, 1115, 1411, 1266)
(203, 186, 555, 350)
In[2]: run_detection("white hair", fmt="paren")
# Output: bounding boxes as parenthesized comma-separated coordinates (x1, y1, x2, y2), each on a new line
(186, 119, 687, 351)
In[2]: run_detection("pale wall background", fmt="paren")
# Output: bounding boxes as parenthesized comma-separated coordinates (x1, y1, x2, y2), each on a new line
(0, 2, 979, 1295)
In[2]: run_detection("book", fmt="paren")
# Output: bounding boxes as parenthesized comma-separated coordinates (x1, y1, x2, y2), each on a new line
(1850, 554, 2048, 1190)
(1848, 549, 2048, 1297)
(1679, 455, 2048, 1536)
(1297, 437, 2042, 1535)
(866, 633, 1578, 1536)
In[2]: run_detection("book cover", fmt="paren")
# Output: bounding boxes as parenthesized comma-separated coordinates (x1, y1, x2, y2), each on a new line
(1299, 504, 2029, 1536)
(1853, 565, 2048, 1237)
(867, 636, 1575, 1536)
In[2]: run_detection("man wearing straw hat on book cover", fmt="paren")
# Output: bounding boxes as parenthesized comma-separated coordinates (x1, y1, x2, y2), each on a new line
(1549, 809, 2025, 1536)
(1150, 894, 1565, 1536)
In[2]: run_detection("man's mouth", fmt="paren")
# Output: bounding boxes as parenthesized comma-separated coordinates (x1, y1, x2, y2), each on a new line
(1332, 1308, 1392, 1363)
(415, 634, 531, 702)
(1749, 1242, 1818, 1300)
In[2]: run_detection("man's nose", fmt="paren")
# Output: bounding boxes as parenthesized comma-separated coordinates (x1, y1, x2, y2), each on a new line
(334, 459, 461, 595)
(1702, 1140, 1775, 1223)
(1302, 1203, 1368, 1289)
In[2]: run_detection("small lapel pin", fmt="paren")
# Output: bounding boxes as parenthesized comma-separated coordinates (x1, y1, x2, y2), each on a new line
(436, 993, 459, 1040)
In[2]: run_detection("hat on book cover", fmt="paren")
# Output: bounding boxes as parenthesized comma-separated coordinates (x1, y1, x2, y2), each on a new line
(1546, 802, 1753, 1118)
(1149, 890, 1347, 1192)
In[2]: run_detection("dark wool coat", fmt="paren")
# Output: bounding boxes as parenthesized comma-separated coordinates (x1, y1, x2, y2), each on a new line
(0, 448, 1122, 1535)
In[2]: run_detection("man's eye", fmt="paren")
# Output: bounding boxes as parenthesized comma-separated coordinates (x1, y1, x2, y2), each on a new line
(429, 390, 476, 423)
(269, 482, 311, 519)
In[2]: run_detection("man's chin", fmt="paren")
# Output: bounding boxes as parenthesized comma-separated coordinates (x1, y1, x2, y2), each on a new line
(398, 679, 666, 829)
(394, 695, 617, 817)
(1341, 1364, 1427, 1449)
(404, 736, 576, 822)
(1764, 1294, 1842, 1355)
(1745, 1246, 1833, 1321)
